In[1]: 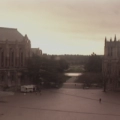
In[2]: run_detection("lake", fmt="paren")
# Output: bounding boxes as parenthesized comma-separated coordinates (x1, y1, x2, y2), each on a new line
(64, 73, 82, 76)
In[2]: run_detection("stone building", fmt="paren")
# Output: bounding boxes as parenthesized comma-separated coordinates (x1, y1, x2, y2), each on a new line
(102, 35, 120, 90)
(0, 27, 42, 88)
(31, 48, 42, 56)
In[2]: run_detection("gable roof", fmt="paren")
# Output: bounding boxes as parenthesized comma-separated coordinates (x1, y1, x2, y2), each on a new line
(0, 27, 24, 41)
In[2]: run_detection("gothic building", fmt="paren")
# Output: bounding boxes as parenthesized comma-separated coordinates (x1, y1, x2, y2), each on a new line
(102, 35, 120, 90)
(0, 27, 42, 89)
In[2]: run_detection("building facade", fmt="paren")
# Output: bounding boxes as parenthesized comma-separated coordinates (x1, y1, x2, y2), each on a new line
(102, 35, 120, 90)
(0, 27, 42, 89)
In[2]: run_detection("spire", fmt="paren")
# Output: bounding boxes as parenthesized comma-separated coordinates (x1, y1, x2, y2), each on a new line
(105, 37, 107, 45)
(114, 34, 116, 41)
(23, 34, 29, 42)
(24, 34, 28, 39)
(105, 37, 107, 41)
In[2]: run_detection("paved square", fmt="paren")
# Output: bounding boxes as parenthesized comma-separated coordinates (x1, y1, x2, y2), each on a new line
(0, 89, 120, 120)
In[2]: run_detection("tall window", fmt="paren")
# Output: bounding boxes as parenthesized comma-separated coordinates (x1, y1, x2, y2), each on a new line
(6, 57, 7, 67)
(9, 48, 15, 67)
(11, 52, 14, 66)
(10, 51, 14, 67)
(107, 63, 111, 75)
(108, 47, 110, 56)
(1, 51, 4, 67)
(19, 48, 21, 65)
(111, 47, 112, 56)
(15, 58, 17, 66)
(108, 47, 112, 56)
(21, 52, 23, 66)
(118, 48, 120, 57)
(19, 47, 24, 66)
(9, 48, 11, 66)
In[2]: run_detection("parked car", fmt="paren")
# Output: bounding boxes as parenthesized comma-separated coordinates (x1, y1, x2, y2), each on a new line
(21, 85, 36, 93)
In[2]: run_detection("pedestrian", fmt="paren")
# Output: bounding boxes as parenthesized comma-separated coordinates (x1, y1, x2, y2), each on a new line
(99, 98, 101, 103)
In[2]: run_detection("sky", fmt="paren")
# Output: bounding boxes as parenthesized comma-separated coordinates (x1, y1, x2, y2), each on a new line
(0, 0, 120, 55)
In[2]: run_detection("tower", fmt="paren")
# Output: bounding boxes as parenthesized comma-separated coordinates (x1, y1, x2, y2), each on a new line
(103, 35, 120, 91)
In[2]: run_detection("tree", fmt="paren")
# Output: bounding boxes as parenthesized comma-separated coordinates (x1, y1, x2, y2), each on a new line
(85, 53, 102, 73)
(57, 59, 69, 72)
(27, 55, 42, 84)
(83, 53, 103, 88)
(27, 55, 69, 87)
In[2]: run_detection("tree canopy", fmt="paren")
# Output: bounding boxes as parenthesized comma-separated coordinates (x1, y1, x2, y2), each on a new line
(85, 53, 102, 73)
(27, 55, 69, 86)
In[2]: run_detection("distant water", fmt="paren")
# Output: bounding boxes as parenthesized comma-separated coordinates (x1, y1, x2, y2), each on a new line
(64, 73, 82, 76)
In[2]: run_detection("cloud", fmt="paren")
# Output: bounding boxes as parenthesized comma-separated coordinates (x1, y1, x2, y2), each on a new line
(0, 0, 120, 54)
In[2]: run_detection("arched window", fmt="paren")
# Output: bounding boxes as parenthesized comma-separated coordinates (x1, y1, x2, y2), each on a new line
(10, 51, 14, 67)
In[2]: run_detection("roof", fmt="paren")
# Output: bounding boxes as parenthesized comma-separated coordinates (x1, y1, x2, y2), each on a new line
(31, 48, 39, 52)
(31, 48, 42, 52)
(31, 48, 42, 56)
(0, 27, 24, 41)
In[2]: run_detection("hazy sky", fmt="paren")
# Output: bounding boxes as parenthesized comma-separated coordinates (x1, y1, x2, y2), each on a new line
(0, 0, 120, 55)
